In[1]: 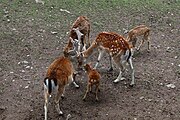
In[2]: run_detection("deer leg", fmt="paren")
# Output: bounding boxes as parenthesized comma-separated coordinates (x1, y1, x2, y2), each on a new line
(82, 35, 86, 51)
(128, 58, 135, 87)
(61, 87, 65, 99)
(108, 54, 113, 71)
(55, 87, 64, 115)
(83, 83, 90, 101)
(71, 73, 79, 88)
(95, 84, 100, 101)
(94, 49, 104, 69)
(113, 68, 124, 83)
(137, 39, 145, 51)
(113, 56, 125, 83)
(147, 36, 150, 52)
(89, 84, 92, 93)
(132, 38, 137, 48)
(144, 31, 150, 51)
(147, 40, 150, 52)
(87, 30, 91, 47)
(44, 86, 49, 120)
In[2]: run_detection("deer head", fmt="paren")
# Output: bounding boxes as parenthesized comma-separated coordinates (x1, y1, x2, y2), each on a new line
(72, 27, 84, 41)
(72, 27, 85, 52)
(63, 37, 79, 58)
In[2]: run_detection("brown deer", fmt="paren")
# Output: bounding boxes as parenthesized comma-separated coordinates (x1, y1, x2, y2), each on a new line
(126, 25, 150, 51)
(83, 63, 101, 101)
(63, 16, 90, 57)
(43, 56, 79, 120)
(77, 32, 135, 86)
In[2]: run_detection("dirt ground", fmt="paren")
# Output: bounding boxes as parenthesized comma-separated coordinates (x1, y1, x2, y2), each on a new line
(0, 0, 180, 120)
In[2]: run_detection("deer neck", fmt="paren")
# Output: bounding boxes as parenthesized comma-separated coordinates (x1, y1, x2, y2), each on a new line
(86, 67, 92, 73)
(82, 41, 98, 58)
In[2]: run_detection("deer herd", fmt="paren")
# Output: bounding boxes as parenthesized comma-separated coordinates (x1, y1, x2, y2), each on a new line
(43, 16, 151, 120)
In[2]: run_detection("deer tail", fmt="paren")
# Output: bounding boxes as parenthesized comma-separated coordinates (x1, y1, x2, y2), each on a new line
(44, 77, 57, 95)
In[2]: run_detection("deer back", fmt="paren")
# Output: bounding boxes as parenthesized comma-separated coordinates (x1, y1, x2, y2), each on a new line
(71, 16, 90, 35)
(46, 56, 74, 85)
(128, 25, 150, 40)
(96, 32, 131, 56)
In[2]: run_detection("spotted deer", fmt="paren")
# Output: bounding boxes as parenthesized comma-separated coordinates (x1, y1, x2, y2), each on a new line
(43, 56, 79, 120)
(108, 25, 151, 71)
(77, 32, 135, 86)
(63, 16, 90, 57)
(126, 25, 150, 51)
(83, 63, 101, 101)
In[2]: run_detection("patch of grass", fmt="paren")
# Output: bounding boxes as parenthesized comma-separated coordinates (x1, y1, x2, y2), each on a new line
(0, 0, 179, 40)
(1, 0, 179, 24)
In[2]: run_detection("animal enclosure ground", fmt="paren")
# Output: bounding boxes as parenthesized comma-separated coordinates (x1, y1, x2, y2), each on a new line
(0, 0, 180, 120)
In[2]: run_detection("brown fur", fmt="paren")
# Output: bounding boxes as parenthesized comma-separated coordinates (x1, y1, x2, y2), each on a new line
(83, 64, 101, 101)
(77, 32, 135, 86)
(46, 57, 74, 84)
(44, 56, 78, 120)
(80, 32, 131, 58)
(64, 16, 90, 56)
(126, 25, 150, 51)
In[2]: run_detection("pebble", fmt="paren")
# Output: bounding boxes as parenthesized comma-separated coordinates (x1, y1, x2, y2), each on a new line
(51, 31, 58, 34)
(159, 83, 163, 86)
(26, 66, 30, 69)
(166, 84, 176, 89)
(140, 96, 144, 100)
(23, 61, 28, 64)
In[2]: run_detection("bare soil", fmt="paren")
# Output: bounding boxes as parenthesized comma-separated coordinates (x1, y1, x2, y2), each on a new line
(0, 0, 180, 120)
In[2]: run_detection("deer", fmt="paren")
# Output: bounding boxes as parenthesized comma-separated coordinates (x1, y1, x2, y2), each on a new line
(63, 16, 90, 58)
(108, 25, 150, 71)
(76, 32, 135, 86)
(43, 56, 79, 120)
(126, 25, 150, 51)
(83, 63, 101, 101)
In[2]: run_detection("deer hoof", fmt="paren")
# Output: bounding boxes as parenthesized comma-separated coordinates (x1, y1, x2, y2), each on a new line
(75, 85, 80, 89)
(129, 84, 134, 87)
(58, 111, 63, 116)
